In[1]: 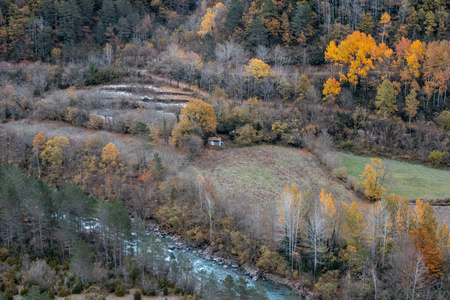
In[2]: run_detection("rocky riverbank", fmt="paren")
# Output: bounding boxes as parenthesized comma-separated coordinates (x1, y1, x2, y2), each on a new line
(144, 222, 305, 298)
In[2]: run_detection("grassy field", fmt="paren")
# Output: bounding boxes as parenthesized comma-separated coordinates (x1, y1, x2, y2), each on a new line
(195, 146, 362, 207)
(194, 146, 369, 241)
(338, 152, 450, 200)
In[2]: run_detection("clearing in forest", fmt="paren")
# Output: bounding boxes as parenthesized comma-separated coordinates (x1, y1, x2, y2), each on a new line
(194, 145, 367, 218)
(338, 152, 450, 200)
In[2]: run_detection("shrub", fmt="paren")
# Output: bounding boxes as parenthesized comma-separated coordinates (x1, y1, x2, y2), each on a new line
(256, 246, 288, 276)
(58, 287, 69, 297)
(4, 283, 17, 300)
(437, 110, 450, 130)
(85, 285, 106, 300)
(86, 115, 103, 130)
(158, 279, 168, 289)
(339, 140, 354, 150)
(47, 288, 55, 299)
(20, 287, 28, 296)
(114, 284, 127, 297)
(235, 124, 258, 145)
(173, 286, 182, 295)
(314, 270, 339, 300)
(332, 167, 348, 181)
(71, 278, 83, 294)
(163, 287, 168, 296)
(429, 150, 444, 166)
(133, 290, 142, 300)
(346, 176, 361, 193)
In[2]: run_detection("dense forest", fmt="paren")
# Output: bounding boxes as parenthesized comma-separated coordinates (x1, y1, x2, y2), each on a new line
(0, 0, 450, 299)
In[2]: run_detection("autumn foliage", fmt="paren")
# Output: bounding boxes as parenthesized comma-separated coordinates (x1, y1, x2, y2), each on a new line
(410, 200, 443, 279)
(360, 158, 387, 201)
(322, 78, 341, 103)
(172, 99, 217, 146)
(325, 31, 393, 85)
(245, 58, 274, 81)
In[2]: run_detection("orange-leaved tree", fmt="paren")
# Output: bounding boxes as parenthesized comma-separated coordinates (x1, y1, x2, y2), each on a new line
(410, 200, 443, 279)
(394, 38, 425, 95)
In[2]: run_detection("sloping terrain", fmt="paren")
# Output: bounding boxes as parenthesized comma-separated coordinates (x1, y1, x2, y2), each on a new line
(194, 146, 369, 233)
(339, 152, 450, 200)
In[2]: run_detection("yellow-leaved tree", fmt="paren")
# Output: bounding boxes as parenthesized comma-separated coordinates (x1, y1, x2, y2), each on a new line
(100, 143, 125, 198)
(101, 143, 121, 169)
(172, 99, 217, 146)
(325, 31, 390, 86)
(318, 189, 338, 267)
(380, 12, 391, 43)
(197, 3, 224, 37)
(245, 58, 274, 81)
(342, 201, 365, 248)
(360, 157, 388, 201)
(322, 78, 341, 104)
(40, 136, 70, 183)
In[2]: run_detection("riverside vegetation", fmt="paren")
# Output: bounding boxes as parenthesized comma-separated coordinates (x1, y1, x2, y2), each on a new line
(1, 0, 450, 299)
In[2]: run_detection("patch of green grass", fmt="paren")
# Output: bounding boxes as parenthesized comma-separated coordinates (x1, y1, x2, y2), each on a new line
(339, 152, 450, 199)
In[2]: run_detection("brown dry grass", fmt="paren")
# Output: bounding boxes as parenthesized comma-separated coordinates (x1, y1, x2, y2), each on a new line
(193, 145, 373, 242)
(194, 145, 365, 210)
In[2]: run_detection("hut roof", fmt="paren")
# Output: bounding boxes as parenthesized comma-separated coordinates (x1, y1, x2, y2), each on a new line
(97, 109, 117, 117)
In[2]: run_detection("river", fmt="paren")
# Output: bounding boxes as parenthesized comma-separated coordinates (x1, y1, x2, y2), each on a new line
(138, 232, 299, 300)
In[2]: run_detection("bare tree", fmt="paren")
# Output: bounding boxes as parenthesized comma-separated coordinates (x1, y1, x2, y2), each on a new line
(27, 260, 56, 290)
(278, 185, 304, 272)
(306, 196, 327, 276)
(196, 174, 215, 242)
(255, 45, 271, 63)
(272, 45, 292, 74)
(104, 43, 113, 65)
(215, 42, 249, 72)
(384, 236, 428, 299)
